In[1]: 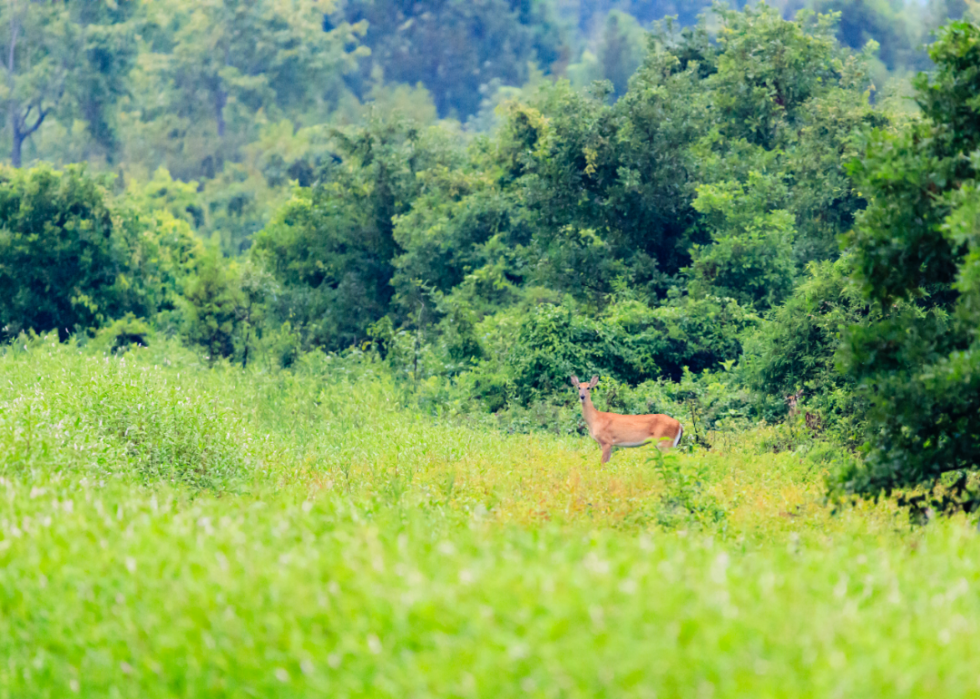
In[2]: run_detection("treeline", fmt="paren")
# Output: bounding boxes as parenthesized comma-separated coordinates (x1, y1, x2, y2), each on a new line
(8, 0, 716, 256)
(4, 4, 980, 513)
(0, 0, 972, 258)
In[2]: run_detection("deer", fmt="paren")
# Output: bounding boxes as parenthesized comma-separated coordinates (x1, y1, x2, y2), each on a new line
(785, 389, 804, 419)
(570, 375, 683, 464)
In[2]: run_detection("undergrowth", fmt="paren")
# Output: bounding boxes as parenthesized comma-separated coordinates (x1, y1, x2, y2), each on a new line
(0, 338, 977, 698)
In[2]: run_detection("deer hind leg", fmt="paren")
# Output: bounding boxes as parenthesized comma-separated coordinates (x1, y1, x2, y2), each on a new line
(600, 444, 613, 464)
(655, 425, 683, 453)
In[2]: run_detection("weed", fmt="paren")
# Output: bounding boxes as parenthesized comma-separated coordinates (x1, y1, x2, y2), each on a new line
(651, 450, 728, 530)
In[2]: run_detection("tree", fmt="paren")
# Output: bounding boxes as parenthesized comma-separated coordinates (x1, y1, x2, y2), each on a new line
(808, 0, 915, 70)
(688, 3, 881, 267)
(235, 261, 276, 369)
(597, 10, 646, 98)
(738, 256, 874, 434)
(688, 173, 796, 311)
(252, 118, 464, 351)
(562, 0, 713, 33)
(0, 165, 201, 341)
(475, 4, 878, 312)
(495, 68, 705, 306)
(391, 163, 533, 319)
(113, 187, 206, 321)
(709, 4, 843, 150)
(66, 0, 140, 163)
(181, 252, 242, 363)
(835, 20, 980, 511)
(0, 166, 115, 338)
(0, 1, 140, 167)
(136, 0, 361, 180)
(365, 3, 882, 395)
(339, 0, 565, 119)
(0, 1, 76, 166)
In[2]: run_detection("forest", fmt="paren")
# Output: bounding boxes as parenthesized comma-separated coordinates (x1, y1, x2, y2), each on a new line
(4, 0, 979, 511)
(3, 0, 980, 695)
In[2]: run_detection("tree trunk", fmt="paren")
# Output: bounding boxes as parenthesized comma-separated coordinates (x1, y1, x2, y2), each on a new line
(215, 88, 227, 138)
(10, 108, 48, 168)
(241, 316, 250, 369)
(11, 115, 22, 168)
(7, 18, 18, 167)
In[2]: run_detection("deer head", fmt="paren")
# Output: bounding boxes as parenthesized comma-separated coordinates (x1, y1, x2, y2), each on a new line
(570, 375, 599, 402)
(785, 389, 804, 417)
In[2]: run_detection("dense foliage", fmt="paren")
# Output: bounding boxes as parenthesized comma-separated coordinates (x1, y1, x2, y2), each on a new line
(249, 3, 879, 403)
(833, 20, 980, 511)
(2, 2, 980, 515)
(0, 166, 201, 342)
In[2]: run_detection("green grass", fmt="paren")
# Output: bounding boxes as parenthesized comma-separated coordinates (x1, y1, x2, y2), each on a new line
(1, 337, 978, 697)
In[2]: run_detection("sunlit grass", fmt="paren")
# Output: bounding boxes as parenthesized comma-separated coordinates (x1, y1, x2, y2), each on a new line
(0, 338, 976, 697)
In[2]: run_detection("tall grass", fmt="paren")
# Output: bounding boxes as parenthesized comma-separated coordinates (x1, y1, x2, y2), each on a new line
(0, 337, 977, 697)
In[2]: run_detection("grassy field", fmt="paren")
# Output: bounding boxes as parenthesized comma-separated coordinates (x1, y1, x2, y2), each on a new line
(1, 338, 978, 698)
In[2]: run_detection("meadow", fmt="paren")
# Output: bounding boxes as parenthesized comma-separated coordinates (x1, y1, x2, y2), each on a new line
(1, 336, 978, 698)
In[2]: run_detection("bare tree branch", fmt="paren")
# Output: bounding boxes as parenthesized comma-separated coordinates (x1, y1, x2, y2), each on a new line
(21, 105, 47, 138)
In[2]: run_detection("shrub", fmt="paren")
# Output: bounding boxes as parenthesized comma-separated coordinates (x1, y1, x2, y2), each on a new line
(739, 257, 872, 440)
(0, 165, 202, 342)
(833, 21, 980, 510)
(496, 297, 755, 406)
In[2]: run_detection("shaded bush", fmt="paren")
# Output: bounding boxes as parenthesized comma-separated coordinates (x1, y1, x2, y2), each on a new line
(499, 297, 755, 405)
(0, 165, 202, 342)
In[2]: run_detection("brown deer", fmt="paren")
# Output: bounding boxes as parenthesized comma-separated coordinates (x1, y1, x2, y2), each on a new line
(785, 389, 804, 419)
(571, 375, 683, 464)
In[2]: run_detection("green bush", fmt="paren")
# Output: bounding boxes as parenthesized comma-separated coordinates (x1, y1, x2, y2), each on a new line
(689, 173, 796, 312)
(739, 257, 873, 440)
(181, 253, 245, 363)
(833, 21, 980, 509)
(88, 315, 155, 355)
(0, 165, 202, 342)
(490, 297, 755, 407)
(651, 451, 727, 530)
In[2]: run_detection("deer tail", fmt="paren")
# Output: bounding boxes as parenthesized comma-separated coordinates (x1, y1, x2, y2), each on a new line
(672, 424, 683, 448)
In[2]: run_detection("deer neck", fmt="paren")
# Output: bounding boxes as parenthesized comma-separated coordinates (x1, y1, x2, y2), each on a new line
(580, 394, 599, 435)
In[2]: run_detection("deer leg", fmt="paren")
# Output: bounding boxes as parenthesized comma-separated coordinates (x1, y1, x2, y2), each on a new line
(600, 444, 612, 464)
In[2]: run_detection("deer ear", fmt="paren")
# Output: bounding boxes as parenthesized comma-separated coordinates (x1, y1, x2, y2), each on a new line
(570, 375, 580, 388)
(589, 375, 599, 388)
